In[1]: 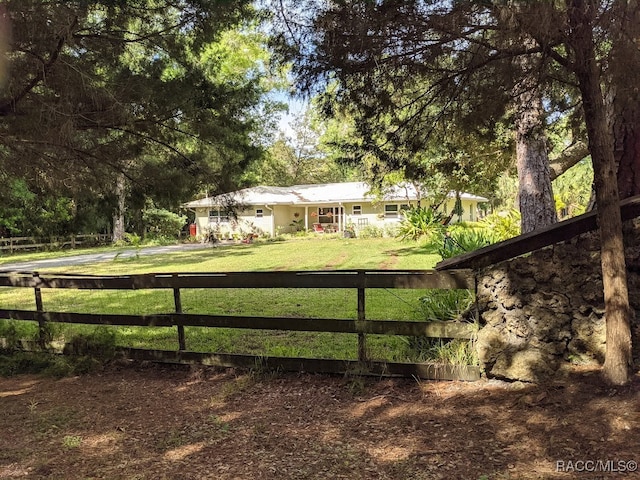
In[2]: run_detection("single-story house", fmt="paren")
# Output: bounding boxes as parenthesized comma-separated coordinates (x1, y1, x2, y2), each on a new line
(182, 181, 488, 238)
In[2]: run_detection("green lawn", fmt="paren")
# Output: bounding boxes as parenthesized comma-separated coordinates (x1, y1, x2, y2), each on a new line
(0, 236, 465, 362)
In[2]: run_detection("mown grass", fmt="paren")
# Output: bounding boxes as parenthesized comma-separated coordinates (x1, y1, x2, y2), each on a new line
(0, 236, 472, 363)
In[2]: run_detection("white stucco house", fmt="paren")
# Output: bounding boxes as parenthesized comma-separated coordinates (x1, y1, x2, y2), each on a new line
(182, 181, 488, 238)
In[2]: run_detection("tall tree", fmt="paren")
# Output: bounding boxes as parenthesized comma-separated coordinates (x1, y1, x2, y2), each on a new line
(565, 0, 632, 385)
(0, 0, 276, 236)
(607, 1, 640, 199)
(511, 38, 558, 232)
(244, 107, 353, 186)
(274, 0, 636, 384)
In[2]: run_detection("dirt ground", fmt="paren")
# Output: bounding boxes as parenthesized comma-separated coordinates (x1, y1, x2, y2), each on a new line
(0, 363, 639, 480)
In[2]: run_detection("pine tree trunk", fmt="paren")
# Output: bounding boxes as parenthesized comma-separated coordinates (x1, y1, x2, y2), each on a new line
(513, 43, 557, 234)
(609, 2, 640, 199)
(112, 171, 126, 243)
(568, 0, 632, 385)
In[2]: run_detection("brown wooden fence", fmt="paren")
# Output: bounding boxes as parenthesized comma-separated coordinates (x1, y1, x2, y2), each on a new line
(0, 234, 110, 253)
(0, 269, 480, 380)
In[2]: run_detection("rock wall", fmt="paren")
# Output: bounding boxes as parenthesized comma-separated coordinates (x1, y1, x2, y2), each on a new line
(475, 219, 640, 382)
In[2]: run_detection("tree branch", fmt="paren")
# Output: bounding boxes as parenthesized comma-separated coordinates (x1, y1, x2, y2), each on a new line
(549, 140, 589, 180)
(0, 17, 78, 116)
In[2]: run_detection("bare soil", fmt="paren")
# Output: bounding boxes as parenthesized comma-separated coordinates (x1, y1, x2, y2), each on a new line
(1, 363, 639, 480)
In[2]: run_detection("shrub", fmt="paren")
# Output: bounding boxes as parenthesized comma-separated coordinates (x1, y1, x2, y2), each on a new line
(358, 225, 384, 238)
(397, 206, 446, 241)
(143, 207, 186, 239)
(424, 224, 494, 259)
(478, 209, 521, 241)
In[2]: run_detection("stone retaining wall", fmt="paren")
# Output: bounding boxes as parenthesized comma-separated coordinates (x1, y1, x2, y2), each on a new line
(475, 219, 640, 382)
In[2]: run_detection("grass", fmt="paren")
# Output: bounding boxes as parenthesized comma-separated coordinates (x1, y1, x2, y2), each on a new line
(0, 236, 476, 365)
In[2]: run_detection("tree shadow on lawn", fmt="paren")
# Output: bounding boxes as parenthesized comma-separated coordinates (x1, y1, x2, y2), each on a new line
(107, 243, 257, 271)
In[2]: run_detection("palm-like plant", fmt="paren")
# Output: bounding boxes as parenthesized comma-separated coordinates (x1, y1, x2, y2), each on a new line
(397, 206, 446, 241)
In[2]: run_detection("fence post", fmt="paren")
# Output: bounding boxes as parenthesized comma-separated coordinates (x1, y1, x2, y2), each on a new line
(173, 276, 186, 351)
(33, 272, 47, 349)
(357, 271, 368, 363)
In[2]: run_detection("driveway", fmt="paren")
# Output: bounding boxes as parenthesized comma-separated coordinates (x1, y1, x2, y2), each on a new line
(0, 243, 213, 272)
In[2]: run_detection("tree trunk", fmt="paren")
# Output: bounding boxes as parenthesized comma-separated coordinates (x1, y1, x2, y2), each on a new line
(608, 2, 640, 199)
(567, 0, 632, 385)
(112, 171, 126, 243)
(513, 44, 557, 234)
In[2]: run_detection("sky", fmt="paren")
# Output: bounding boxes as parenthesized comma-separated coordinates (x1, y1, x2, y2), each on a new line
(275, 94, 307, 139)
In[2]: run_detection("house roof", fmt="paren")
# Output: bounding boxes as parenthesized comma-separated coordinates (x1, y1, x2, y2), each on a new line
(182, 182, 488, 209)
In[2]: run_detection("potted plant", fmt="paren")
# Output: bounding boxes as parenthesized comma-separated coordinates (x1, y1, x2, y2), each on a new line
(343, 223, 356, 238)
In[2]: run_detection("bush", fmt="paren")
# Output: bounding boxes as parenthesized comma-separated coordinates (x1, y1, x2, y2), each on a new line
(424, 224, 494, 259)
(397, 206, 446, 241)
(143, 207, 186, 239)
(383, 223, 400, 238)
(478, 210, 521, 241)
(358, 225, 384, 238)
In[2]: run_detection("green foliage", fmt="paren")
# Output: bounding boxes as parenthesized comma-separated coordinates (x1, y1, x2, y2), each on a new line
(406, 290, 477, 365)
(62, 327, 117, 360)
(0, 352, 55, 377)
(553, 159, 593, 219)
(113, 232, 142, 248)
(244, 106, 355, 187)
(1, 1, 283, 237)
(357, 225, 384, 238)
(0, 326, 116, 377)
(289, 218, 305, 232)
(424, 224, 494, 259)
(419, 289, 474, 322)
(0, 178, 74, 237)
(62, 435, 83, 449)
(478, 210, 521, 242)
(397, 206, 445, 241)
(420, 339, 478, 366)
(142, 206, 187, 239)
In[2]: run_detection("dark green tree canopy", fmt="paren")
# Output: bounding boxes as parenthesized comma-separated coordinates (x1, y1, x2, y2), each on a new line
(271, 1, 585, 199)
(0, 0, 270, 201)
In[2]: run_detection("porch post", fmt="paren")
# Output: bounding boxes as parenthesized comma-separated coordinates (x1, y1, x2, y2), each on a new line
(304, 206, 309, 231)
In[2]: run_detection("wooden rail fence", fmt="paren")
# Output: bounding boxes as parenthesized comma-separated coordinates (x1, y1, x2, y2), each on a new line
(0, 234, 110, 253)
(0, 269, 480, 381)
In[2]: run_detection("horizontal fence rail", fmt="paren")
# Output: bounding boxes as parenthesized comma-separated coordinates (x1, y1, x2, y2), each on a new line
(0, 234, 110, 253)
(0, 269, 475, 290)
(0, 269, 480, 380)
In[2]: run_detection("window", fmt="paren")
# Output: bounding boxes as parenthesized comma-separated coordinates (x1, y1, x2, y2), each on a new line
(352, 205, 362, 215)
(384, 204, 399, 219)
(255, 209, 263, 218)
(208, 209, 230, 223)
(318, 206, 343, 224)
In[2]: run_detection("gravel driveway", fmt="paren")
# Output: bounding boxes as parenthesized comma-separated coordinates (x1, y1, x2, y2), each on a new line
(0, 243, 212, 272)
